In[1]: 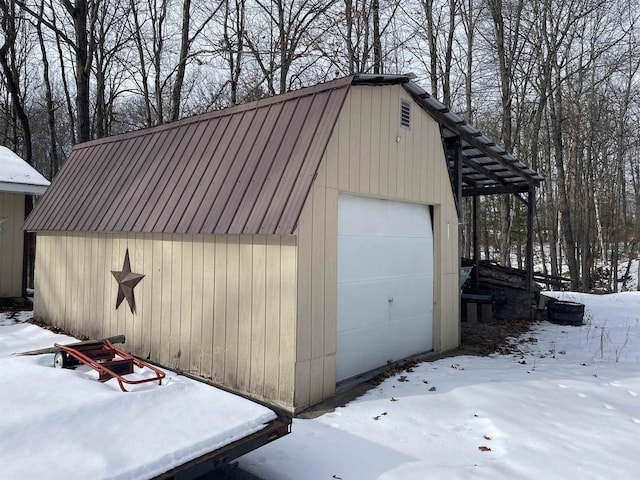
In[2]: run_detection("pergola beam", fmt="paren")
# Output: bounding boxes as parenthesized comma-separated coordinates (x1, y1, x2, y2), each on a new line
(462, 183, 531, 197)
(415, 93, 540, 186)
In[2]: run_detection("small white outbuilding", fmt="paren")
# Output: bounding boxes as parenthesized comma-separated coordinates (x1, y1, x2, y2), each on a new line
(0, 147, 49, 299)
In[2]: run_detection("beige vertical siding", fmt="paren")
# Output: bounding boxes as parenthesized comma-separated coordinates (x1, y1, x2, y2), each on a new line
(0, 192, 25, 297)
(34, 232, 297, 411)
(295, 85, 460, 411)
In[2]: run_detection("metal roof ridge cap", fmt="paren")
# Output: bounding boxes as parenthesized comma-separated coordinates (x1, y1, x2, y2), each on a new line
(352, 73, 413, 84)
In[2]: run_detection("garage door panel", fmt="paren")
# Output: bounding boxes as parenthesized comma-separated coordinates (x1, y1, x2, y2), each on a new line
(336, 316, 432, 381)
(338, 275, 433, 332)
(339, 195, 432, 237)
(338, 236, 433, 282)
(337, 194, 434, 382)
(337, 280, 392, 331)
(388, 276, 433, 319)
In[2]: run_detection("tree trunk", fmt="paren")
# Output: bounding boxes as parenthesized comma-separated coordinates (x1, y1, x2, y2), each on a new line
(36, 4, 59, 177)
(0, 0, 32, 165)
(62, 0, 92, 143)
(372, 0, 381, 73)
(424, 0, 438, 96)
(170, 0, 191, 122)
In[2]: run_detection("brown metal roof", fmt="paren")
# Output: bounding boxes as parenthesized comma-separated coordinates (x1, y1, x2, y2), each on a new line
(24, 77, 352, 234)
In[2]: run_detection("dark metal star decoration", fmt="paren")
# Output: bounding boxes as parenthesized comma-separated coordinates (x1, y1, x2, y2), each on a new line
(111, 248, 145, 314)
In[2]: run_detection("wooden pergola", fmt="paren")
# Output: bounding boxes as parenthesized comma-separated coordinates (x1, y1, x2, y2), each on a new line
(402, 80, 544, 292)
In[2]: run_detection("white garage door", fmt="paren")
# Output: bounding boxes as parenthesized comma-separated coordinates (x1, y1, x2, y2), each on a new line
(337, 194, 434, 382)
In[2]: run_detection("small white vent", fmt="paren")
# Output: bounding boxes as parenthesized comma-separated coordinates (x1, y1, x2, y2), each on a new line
(400, 99, 411, 129)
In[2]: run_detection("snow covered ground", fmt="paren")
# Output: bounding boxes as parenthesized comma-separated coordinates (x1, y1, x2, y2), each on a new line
(241, 292, 640, 480)
(0, 314, 276, 480)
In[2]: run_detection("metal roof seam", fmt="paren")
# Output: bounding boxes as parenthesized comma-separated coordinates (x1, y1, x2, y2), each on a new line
(185, 114, 244, 233)
(70, 76, 357, 153)
(113, 131, 175, 232)
(177, 115, 233, 233)
(278, 86, 350, 234)
(150, 121, 212, 233)
(28, 145, 91, 230)
(240, 101, 298, 234)
(147, 122, 215, 232)
(271, 91, 333, 235)
(234, 102, 288, 235)
(83, 134, 149, 231)
(160, 120, 221, 233)
(129, 126, 192, 232)
(255, 96, 313, 235)
(215, 106, 273, 234)
(201, 109, 260, 233)
(117, 130, 177, 232)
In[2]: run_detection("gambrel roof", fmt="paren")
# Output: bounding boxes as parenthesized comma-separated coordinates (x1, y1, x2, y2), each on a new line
(25, 74, 541, 234)
(25, 77, 351, 235)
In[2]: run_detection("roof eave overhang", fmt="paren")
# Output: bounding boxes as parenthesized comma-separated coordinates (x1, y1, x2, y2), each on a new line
(462, 184, 533, 197)
(0, 181, 49, 195)
(404, 86, 543, 189)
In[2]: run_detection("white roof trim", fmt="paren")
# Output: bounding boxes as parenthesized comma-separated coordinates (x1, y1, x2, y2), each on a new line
(0, 146, 50, 195)
(0, 181, 48, 195)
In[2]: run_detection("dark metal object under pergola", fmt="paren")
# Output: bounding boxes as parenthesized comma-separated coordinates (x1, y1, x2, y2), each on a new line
(353, 74, 544, 292)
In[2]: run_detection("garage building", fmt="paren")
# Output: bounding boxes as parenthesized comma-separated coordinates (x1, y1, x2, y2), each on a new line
(25, 74, 541, 412)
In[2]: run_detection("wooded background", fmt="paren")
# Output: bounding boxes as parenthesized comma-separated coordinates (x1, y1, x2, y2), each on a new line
(0, 0, 638, 292)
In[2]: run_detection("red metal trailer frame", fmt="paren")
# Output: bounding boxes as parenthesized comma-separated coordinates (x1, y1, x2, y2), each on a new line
(54, 339, 166, 392)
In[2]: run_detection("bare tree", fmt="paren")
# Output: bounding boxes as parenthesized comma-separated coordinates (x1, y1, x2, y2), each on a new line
(221, 0, 246, 105)
(0, 0, 32, 163)
(61, 0, 99, 143)
(245, 0, 336, 95)
(35, 1, 59, 176)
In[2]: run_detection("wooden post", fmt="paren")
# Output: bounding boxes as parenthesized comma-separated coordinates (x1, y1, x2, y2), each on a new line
(525, 185, 535, 292)
(473, 195, 479, 290)
(453, 137, 463, 345)
(22, 194, 33, 298)
(454, 139, 463, 218)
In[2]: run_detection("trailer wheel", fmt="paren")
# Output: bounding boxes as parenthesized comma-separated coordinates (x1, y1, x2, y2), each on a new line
(54, 351, 68, 369)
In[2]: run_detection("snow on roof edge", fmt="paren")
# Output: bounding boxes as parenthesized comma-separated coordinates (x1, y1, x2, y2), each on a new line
(0, 181, 48, 195)
(0, 146, 50, 194)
